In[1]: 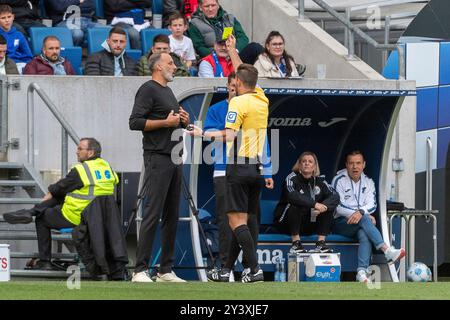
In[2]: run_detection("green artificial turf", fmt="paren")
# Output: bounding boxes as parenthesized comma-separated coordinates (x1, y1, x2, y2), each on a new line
(0, 281, 450, 300)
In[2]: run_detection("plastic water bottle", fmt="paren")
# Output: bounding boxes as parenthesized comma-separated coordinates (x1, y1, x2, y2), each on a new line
(274, 257, 281, 282)
(279, 258, 286, 282)
(389, 183, 396, 201)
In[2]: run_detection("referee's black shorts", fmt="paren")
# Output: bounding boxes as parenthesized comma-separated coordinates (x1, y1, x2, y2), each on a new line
(225, 163, 265, 214)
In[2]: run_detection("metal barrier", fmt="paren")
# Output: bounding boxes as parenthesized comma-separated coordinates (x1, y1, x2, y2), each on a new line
(382, 12, 417, 68)
(298, 0, 407, 79)
(426, 137, 433, 210)
(388, 210, 438, 282)
(0, 78, 8, 152)
(27, 83, 80, 177)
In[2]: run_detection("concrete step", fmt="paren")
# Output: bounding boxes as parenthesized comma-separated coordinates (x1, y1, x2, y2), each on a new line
(0, 198, 42, 204)
(11, 269, 91, 279)
(0, 216, 32, 223)
(11, 252, 77, 259)
(0, 180, 36, 187)
(0, 231, 72, 241)
(0, 162, 23, 169)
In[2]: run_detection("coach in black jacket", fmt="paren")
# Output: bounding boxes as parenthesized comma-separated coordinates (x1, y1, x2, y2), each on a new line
(274, 151, 339, 254)
(84, 26, 137, 76)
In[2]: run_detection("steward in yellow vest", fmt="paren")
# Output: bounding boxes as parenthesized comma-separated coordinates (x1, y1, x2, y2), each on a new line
(61, 157, 118, 225)
(3, 138, 119, 271)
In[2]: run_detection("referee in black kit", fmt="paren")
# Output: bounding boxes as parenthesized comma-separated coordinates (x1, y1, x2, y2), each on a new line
(204, 63, 270, 283)
(129, 52, 189, 283)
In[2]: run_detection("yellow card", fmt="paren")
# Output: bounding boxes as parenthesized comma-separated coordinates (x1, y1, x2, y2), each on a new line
(222, 27, 233, 40)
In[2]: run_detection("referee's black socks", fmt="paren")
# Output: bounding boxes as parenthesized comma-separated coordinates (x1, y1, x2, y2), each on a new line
(233, 224, 259, 273)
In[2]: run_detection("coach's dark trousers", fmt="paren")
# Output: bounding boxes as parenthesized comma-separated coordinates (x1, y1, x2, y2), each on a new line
(135, 153, 182, 274)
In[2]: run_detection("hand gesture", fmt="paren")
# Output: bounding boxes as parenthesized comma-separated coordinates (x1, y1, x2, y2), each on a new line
(265, 178, 274, 189)
(226, 34, 236, 51)
(347, 210, 363, 224)
(42, 192, 53, 202)
(185, 124, 203, 137)
(179, 106, 190, 126)
(166, 110, 180, 127)
(314, 202, 328, 213)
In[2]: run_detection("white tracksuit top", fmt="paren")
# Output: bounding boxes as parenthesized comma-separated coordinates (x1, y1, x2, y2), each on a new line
(331, 169, 377, 218)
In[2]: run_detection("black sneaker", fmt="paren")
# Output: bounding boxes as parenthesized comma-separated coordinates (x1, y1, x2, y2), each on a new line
(3, 209, 33, 224)
(207, 268, 230, 282)
(309, 240, 333, 253)
(290, 240, 307, 254)
(241, 267, 264, 283)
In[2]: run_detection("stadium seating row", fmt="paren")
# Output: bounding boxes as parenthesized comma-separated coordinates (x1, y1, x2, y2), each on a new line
(38, 0, 163, 20)
(28, 27, 171, 75)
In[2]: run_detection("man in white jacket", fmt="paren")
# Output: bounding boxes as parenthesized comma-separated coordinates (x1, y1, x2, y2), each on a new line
(332, 150, 405, 283)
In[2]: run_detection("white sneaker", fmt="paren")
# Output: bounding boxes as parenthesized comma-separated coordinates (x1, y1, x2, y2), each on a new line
(385, 247, 406, 264)
(132, 270, 153, 283)
(156, 271, 187, 283)
(241, 268, 250, 279)
(356, 270, 371, 284)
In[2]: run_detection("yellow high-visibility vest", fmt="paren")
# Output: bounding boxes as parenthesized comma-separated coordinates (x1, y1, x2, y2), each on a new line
(61, 158, 119, 225)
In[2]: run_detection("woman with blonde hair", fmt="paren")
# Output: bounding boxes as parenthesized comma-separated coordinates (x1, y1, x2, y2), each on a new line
(274, 151, 339, 253)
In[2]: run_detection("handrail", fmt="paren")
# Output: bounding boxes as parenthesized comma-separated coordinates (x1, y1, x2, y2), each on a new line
(298, 0, 406, 79)
(299, 0, 427, 12)
(308, 12, 417, 23)
(0, 78, 8, 152)
(349, 0, 426, 12)
(27, 83, 80, 177)
(426, 137, 432, 210)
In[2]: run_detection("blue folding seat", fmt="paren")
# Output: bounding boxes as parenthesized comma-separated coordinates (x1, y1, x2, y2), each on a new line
(141, 29, 171, 54)
(140, 28, 171, 55)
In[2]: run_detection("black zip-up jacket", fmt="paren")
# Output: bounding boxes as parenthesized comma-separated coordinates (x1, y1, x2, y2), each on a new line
(72, 195, 128, 279)
(84, 49, 138, 76)
(104, 0, 152, 22)
(0, 0, 40, 21)
(274, 172, 340, 224)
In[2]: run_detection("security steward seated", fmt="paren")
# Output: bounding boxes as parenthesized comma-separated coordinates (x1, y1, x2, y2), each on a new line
(3, 138, 119, 271)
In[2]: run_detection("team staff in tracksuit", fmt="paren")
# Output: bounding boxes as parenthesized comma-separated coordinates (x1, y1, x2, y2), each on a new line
(274, 151, 340, 254)
(202, 71, 273, 279)
(331, 150, 405, 283)
(3, 138, 118, 271)
(129, 52, 190, 283)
